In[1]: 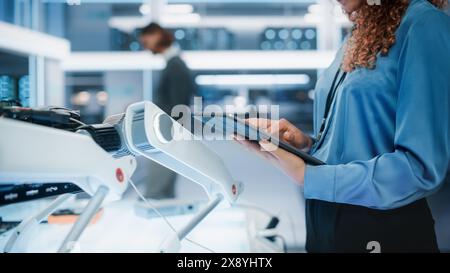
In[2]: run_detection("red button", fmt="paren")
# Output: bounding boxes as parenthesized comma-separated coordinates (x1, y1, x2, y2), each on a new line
(116, 168, 124, 183)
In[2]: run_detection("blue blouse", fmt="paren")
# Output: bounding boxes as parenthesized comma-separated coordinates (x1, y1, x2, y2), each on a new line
(304, 0, 450, 209)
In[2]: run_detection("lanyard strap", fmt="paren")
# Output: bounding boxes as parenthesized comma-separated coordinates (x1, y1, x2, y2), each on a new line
(315, 68, 347, 147)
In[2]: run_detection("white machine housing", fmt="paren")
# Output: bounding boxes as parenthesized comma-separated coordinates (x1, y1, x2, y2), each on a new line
(0, 101, 243, 253)
(0, 117, 137, 203)
(123, 101, 242, 203)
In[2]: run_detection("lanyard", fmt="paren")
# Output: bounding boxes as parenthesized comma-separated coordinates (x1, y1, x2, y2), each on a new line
(314, 68, 347, 149)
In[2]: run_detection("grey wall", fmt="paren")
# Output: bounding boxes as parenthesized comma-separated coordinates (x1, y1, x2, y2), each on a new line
(65, 4, 112, 51)
(104, 71, 143, 117)
(44, 59, 65, 107)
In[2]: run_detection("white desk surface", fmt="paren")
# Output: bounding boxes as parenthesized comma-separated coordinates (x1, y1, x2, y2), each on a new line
(0, 199, 251, 253)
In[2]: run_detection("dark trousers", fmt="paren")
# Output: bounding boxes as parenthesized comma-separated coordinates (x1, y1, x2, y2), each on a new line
(305, 198, 439, 253)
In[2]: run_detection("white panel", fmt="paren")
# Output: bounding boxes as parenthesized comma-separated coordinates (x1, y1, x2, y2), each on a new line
(0, 21, 70, 60)
(62, 50, 336, 71)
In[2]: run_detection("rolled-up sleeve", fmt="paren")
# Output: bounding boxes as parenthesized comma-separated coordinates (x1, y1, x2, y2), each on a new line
(304, 12, 450, 209)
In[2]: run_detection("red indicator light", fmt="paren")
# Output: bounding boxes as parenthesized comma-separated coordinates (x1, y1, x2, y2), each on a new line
(116, 168, 124, 183)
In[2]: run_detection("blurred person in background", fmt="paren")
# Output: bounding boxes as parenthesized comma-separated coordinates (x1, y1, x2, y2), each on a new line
(137, 22, 196, 199)
(139, 22, 195, 116)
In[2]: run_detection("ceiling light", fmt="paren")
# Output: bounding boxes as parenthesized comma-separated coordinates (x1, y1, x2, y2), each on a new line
(166, 4, 194, 15)
(139, 3, 151, 15)
(307, 4, 321, 14)
(195, 74, 310, 86)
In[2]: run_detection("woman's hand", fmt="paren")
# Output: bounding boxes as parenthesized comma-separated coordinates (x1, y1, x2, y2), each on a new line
(246, 118, 313, 151)
(233, 118, 311, 186)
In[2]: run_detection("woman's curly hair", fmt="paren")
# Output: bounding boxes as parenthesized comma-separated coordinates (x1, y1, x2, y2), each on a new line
(342, 0, 448, 72)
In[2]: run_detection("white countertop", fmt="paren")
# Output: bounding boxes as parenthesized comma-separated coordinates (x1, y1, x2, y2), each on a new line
(0, 199, 251, 253)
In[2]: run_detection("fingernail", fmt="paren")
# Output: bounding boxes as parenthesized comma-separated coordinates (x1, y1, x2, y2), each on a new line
(284, 132, 292, 140)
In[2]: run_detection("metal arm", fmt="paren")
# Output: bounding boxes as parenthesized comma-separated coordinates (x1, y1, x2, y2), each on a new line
(3, 193, 73, 253)
(158, 194, 224, 253)
(58, 186, 109, 253)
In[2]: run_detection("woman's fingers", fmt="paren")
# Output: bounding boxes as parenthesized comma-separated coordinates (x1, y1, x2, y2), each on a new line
(274, 119, 305, 149)
(245, 118, 308, 149)
(259, 139, 285, 158)
(233, 135, 278, 163)
(234, 135, 306, 185)
(268, 119, 296, 142)
(283, 131, 294, 142)
(247, 118, 288, 141)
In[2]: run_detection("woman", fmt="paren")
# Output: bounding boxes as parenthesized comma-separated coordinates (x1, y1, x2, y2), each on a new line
(239, 0, 450, 252)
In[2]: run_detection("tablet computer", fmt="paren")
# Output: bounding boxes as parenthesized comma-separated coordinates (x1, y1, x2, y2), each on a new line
(195, 114, 325, 166)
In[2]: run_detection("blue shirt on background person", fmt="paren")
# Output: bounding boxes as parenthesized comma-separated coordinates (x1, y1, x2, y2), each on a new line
(304, 0, 450, 210)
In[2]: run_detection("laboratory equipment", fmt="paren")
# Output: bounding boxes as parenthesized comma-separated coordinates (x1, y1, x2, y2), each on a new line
(0, 100, 243, 253)
(0, 117, 136, 252)
(0, 105, 82, 131)
(0, 183, 82, 206)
